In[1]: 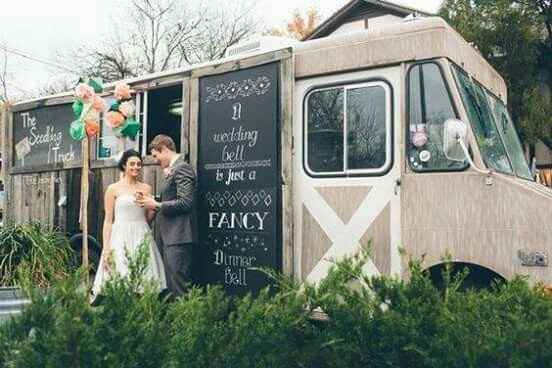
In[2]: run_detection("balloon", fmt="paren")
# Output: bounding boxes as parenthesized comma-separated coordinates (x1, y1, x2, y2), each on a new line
(75, 83, 95, 103)
(110, 101, 120, 112)
(112, 123, 124, 138)
(84, 107, 100, 122)
(106, 111, 125, 128)
(85, 120, 100, 138)
(87, 78, 104, 93)
(120, 118, 140, 140)
(119, 100, 135, 118)
(114, 82, 131, 100)
(72, 100, 83, 118)
(70, 120, 86, 141)
(92, 95, 107, 112)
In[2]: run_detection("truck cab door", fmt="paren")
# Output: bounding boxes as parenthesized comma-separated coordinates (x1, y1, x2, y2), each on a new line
(293, 66, 403, 283)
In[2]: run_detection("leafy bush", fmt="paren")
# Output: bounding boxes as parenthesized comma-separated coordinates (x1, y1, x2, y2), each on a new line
(0, 222, 74, 288)
(2, 243, 552, 368)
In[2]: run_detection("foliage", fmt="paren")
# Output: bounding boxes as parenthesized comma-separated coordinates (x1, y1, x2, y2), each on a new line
(268, 7, 321, 40)
(520, 86, 552, 145)
(2, 242, 552, 367)
(0, 222, 74, 288)
(439, 0, 552, 145)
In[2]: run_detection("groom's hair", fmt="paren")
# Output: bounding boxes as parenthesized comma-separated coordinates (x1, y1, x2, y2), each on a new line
(149, 134, 176, 153)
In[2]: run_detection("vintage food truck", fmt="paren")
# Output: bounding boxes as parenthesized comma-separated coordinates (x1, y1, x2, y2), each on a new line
(2, 17, 552, 294)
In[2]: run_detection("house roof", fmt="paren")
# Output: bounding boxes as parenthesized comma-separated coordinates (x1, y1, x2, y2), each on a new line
(305, 0, 433, 40)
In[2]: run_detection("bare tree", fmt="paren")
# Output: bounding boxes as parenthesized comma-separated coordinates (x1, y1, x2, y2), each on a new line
(0, 47, 9, 104)
(179, 1, 260, 64)
(59, 0, 259, 83)
(129, 0, 205, 73)
(61, 37, 138, 83)
(34, 77, 76, 97)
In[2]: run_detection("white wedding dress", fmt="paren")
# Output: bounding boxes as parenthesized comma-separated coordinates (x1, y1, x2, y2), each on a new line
(92, 193, 166, 297)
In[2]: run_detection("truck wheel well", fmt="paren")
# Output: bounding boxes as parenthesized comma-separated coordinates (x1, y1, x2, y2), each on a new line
(425, 262, 506, 291)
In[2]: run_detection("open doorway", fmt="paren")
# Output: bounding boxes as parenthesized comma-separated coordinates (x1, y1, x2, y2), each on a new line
(145, 84, 183, 153)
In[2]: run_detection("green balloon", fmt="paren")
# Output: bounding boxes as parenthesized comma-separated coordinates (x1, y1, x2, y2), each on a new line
(121, 118, 141, 140)
(88, 78, 104, 93)
(110, 101, 120, 112)
(112, 122, 125, 138)
(70, 120, 86, 141)
(72, 100, 83, 118)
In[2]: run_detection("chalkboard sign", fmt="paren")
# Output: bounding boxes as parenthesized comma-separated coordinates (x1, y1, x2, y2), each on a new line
(197, 62, 280, 296)
(12, 104, 81, 169)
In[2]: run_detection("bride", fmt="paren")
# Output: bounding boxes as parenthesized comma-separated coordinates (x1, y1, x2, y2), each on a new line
(92, 149, 166, 298)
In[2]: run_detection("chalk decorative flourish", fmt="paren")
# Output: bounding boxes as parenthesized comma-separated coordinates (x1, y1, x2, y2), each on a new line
(205, 76, 272, 103)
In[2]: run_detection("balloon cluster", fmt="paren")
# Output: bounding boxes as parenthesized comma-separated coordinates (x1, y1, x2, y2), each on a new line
(106, 83, 140, 140)
(70, 78, 106, 141)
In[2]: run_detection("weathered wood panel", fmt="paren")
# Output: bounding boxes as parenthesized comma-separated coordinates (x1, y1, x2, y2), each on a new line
(191, 49, 292, 79)
(280, 55, 294, 277)
(294, 18, 506, 100)
(359, 203, 391, 275)
(181, 78, 191, 157)
(402, 172, 552, 283)
(315, 186, 372, 225)
(301, 205, 332, 280)
(189, 77, 199, 170)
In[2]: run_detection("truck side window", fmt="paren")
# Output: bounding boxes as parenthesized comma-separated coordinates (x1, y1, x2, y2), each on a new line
(305, 81, 391, 176)
(408, 63, 467, 171)
(347, 86, 387, 170)
(306, 88, 344, 173)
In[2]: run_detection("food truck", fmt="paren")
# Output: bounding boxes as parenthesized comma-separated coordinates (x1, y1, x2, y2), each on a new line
(2, 17, 551, 294)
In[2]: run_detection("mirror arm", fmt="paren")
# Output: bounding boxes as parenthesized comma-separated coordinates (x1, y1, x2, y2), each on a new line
(458, 138, 491, 175)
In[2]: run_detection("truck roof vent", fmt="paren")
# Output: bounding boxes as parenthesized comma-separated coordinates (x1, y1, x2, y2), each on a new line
(225, 36, 297, 57)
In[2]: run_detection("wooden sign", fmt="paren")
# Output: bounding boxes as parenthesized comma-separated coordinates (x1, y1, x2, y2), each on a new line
(197, 62, 281, 296)
(12, 104, 81, 169)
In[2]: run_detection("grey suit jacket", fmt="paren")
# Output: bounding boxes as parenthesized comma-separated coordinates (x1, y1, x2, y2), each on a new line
(155, 156, 197, 245)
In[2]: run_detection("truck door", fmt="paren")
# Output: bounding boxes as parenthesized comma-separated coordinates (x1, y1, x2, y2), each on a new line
(293, 66, 402, 283)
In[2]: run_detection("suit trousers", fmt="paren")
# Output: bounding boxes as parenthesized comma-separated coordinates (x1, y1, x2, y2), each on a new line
(158, 240, 194, 297)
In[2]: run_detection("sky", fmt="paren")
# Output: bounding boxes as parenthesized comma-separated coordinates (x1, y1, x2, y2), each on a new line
(0, 0, 443, 99)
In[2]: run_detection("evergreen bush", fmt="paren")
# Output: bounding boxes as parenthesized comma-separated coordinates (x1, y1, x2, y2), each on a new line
(0, 222, 74, 288)
(2, 243, 552, 368)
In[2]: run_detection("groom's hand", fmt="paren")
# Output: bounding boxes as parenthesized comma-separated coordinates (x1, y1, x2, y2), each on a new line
(137, 194, 160, 211)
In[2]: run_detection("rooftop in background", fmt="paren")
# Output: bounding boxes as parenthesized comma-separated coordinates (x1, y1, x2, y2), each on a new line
(305, 0, 434, 40)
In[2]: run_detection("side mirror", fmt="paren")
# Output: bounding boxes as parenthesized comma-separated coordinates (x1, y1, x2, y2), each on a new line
(443, 118, 468, 162)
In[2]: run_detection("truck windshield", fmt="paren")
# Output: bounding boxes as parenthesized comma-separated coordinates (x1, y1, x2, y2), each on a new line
(452, 66, 531, 179)
(488, 95, 533, 180)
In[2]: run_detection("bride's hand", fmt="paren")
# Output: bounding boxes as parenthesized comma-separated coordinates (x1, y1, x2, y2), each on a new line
(102, 251, 113, 272)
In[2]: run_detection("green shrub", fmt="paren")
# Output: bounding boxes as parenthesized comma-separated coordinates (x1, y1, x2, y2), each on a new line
(0, 222, 74, 288)
(90, 237, 170, 368)
(2, 242, 552, 368)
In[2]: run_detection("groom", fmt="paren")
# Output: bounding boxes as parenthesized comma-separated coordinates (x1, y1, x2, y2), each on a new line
(138, 134, 196, 297)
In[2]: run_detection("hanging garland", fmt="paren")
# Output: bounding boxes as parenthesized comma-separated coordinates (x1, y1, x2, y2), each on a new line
(70, 77, 106, 140)
(106, 82, 140, 140)
(70, 80, 140, 142)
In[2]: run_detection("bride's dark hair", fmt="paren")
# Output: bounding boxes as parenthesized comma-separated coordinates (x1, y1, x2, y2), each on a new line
(118, 149, 142, 171)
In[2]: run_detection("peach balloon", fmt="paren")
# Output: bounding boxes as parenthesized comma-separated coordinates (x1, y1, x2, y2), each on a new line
(92, 94, 107, 112)
(106, 111, 125, 128)
(114, 83, 131, 100)
(75, 83, 95, 103)
(85, 120, 100, 137)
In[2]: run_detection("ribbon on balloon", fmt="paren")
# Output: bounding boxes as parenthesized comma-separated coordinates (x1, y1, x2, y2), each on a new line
(70, 77, 106, 141)
(105, 82, 140, 140)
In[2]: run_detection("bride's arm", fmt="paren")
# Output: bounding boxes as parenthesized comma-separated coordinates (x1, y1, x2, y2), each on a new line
(101, 186, 116, 271)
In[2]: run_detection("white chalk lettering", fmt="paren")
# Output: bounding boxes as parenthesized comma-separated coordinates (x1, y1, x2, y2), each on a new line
(208, 212, 269, 231)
